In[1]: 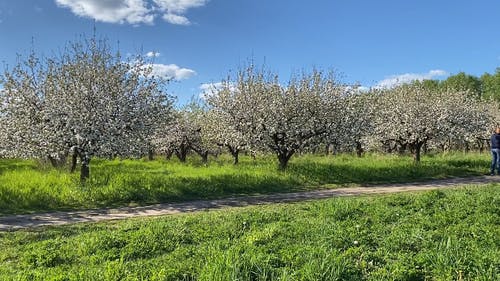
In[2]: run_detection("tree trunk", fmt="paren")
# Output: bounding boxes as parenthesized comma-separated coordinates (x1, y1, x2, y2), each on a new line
(70, 152, 78, 173)
(148, 148, 154, 161)
(80, 161, 90, 182)
(332, 142, 339, 156)
(175, 145, 189, 162)
(192, 146, 209, 164)
(382, 140, 392, 153)
(414, 148, 421, 162)
(355, 141, 363, 157)
(277, 150, 294, 170)
(165, 149, 173, 160)
(439, 143, 446, 153)
(398, 142, 407, 155)
(251, 151, 256, 160)
(228, 146, 240, 165)
(411, 141, 424, 162)
(175, 150, 187, 162)
(48, 155, 67, 168)
(477, 138, 485, 154)
(200, 151, 208, 164)
(79, 153, 91, 182)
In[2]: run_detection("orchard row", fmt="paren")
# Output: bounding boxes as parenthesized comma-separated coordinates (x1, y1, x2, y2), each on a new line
(1, 37, 498, 180)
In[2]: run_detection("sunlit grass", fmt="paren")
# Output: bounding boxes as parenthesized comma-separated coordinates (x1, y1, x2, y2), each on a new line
(0, 152, 491, 215)
(0, 186, 498, 280)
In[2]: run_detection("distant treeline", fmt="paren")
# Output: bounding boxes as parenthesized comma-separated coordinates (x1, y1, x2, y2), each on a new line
(414, 69, 500, 101)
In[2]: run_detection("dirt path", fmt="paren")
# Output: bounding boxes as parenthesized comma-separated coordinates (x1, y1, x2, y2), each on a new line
(1, 176, 500, 231)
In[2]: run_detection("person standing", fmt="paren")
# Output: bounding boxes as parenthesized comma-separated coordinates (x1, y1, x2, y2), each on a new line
(490, 127, 500, 175)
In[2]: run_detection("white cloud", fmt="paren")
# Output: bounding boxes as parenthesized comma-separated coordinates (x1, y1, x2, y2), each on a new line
(357, 86, 370, 92)
(55, 0, 154, 25)
(54, 0, 208, 25)
(375, 69, 448, 89)
(149, 63, 196, 80)
(146, 51, 160, 57)
(153, 0, 207, 13)
(162, 13, 190, 25)
(154, 0, 208, 25)
(199, 82, 237, 99)
(199, 82, 222, 99)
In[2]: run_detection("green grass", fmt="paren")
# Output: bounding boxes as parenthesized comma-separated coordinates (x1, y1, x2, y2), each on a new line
(0, 152, 492, 215)
(0, 186, 498, 280)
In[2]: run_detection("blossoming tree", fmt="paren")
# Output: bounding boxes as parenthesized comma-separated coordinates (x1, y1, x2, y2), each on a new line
(207, 66, 345, 169)
(0, 36, 173, 180)
(373, 84, 495, 161)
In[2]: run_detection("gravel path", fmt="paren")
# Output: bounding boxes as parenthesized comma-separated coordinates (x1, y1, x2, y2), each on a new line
(1, 176, 499, 231)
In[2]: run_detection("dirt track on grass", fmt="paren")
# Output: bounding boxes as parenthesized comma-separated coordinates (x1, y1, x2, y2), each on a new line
(1, 176, 499, 231)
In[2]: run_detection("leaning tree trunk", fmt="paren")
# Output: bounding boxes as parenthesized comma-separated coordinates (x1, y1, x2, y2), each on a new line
(192, 146, 209, 164)
(47, 155, 67, 168)
(398, 141, 407, 155)
(201, 152, 208, 163)
(175, 150, 187, 162)
(198, 151, 208, 164)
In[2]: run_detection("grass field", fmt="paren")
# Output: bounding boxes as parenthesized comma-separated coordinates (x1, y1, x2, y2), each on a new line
(0, 152, 492, 215)
(0, 185, 498, 280)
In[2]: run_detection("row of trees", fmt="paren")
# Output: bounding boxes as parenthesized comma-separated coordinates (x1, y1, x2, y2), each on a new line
(1, 36, 499, 180)
(156, 67, 499, 169)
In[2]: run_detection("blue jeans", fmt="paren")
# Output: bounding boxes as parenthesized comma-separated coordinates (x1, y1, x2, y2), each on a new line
(491, 148, 500, 174)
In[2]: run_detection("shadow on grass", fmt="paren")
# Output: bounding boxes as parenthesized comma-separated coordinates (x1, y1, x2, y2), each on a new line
(90, 173, 304, 209)
(0, 159, 37, 175)
(287, 157, 489, 185)
(0, 155, 491, 215)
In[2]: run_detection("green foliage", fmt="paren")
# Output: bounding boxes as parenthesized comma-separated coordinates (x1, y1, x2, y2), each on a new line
(0, 186, 498, 280)
(411, 67, 500, 102)
(441, 72, 482, 98)
(481, 69, 500, 101)
(0, 152, 491, 215)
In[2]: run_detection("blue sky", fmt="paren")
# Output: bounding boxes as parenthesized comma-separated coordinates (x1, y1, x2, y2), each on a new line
(1, 0, 500, 104)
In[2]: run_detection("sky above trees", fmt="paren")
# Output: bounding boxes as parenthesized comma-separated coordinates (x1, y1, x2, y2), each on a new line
(1, 0, 500, 104)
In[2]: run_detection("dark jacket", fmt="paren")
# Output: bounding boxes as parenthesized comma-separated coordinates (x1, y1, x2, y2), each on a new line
(491, 133, 500, 149)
